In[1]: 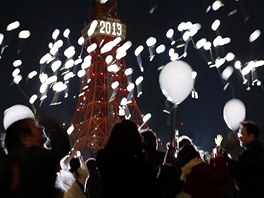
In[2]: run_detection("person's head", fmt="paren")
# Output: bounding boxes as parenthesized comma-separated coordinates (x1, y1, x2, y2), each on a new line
(238, 120, 260, 147)
(141, 130, 157, 150)
(178, 135, 193, 149)
(69, 157, 81, 173)
(86, 157, 97, 170)
(177, 144, 200, 167)
(3, 104, 47, 151)
(104, 120, 142, 157)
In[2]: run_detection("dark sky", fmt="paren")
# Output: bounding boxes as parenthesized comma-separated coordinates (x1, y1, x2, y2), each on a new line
(0, 0, 264, 151)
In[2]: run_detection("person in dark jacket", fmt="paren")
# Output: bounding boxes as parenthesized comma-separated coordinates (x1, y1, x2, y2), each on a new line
(96, 120, 158, 198)
(0, 104, 71, 198)
(228, 120, 264, 198)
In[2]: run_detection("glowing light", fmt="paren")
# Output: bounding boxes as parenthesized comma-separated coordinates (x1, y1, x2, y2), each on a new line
(196, 38, 207, 49)
(0, 33, 4, 45)
(203, 42, 212, 50)
(249, 29, 261, 42)
(13, 75, 22, 84)
(213, 36, 222, 47)
(46, 75, 57, 84)
(166, 29, 174, 38)
(211, 19, 220, 31)
(105, 55, 113, 64)
(64, 46, 75, 58)
(192, 71, 197, 79)
(6, 21, 20, 31)
(146, 37, 157, 46)
(99, 0, 108, 4)
(39, 73, 48, 83)
(212, 0, 223, 11)
(65, 59, 74, 69)
(142, 113, 151, 123)
(64, 72, 75, 81)
(222, 66, 234, 80)
(234, 61, 242, 69)
(40, 53, 52, 64)
(53, 82, 67, 92)
(78, 36, 84, 45)
(87, 43, 97, 53)
(74, 57, 83, 65)
(127, 83, 135, 92)
(135, 76, 144, 85)
(111, 81, 119, 89)
(13, 59, 22, 67)
(12, 68, 20, 77)
(134, 45, 144, 56)
(63, 29, 70, 38)
(52, 29, 60, 40)
(29, 94, 38, 104)
(18, 30, 31, 39)
(241, 61, 254, 75)
(107, 64, 120, 73)
(67, 125, 74, 135)
(77, 70, 86, 78)
(87, 20, 98, 37)
(124, 68, 133, 76)
(183, 31, 190, 41)
(28, 71, 38, 79)
(39, 83, 48, 94)
(225, 52, 235, 61)
(51, 60, 62, 72)
(156, 44, 166, 54)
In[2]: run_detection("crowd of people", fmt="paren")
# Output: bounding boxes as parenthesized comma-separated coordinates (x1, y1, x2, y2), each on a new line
(1, 104, 264, 198)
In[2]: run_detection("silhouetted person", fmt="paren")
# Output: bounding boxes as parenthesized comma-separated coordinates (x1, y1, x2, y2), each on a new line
(227, 121, 264, 198)
(0, 104, 70, 198)
(96, 120, 158, 198)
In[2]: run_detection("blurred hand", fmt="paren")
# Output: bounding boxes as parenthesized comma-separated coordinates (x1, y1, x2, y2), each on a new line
(215, 134, 223, 147)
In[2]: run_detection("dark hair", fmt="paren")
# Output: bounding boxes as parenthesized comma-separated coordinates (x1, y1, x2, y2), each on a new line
(5, 119, 33, 152)
(178, 135, 193, 149)
(241, 121, 260, 138)
(104, 120, 142, 158)
(69, 157, 81, 173)
(141, 130, 157, 150)
(177, 144, 199, 167)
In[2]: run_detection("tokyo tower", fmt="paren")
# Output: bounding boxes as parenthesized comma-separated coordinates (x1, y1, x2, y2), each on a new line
(71, 0, 147, 153)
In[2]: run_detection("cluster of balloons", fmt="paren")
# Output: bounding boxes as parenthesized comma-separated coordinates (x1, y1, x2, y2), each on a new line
(159, 60, 246, 131)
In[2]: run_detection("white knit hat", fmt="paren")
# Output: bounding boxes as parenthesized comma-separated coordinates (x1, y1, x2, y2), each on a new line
(3, 104, 35, 130)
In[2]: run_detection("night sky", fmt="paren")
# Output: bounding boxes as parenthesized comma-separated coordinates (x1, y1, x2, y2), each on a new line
(1, 0, 264, 151)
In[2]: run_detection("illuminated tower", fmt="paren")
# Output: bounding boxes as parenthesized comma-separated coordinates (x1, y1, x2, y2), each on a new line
(71, 0, 147, 152)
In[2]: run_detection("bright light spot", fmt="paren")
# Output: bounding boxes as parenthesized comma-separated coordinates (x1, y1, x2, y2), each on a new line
(254, 60, 264, 67)
(203, 42, 212, 50)
(28, 71, 38, 79)
(81, 61, 91, 70)
(116, 51, 127, 60)
(99, 0, 108, 4)
(134, 45, 144, 56)
(65, 59, 75, 69)
(146, 37, 157, 46)
(63, 29, 70, 38)
(196, 38, 207, 49)
(46, 75, 57, 84)
(0, 33, 4, 45)
(77, 70, 86, 78)
(64, 72, 75, 81)
(120, 98, 128, 106)
(13, 75, 22, 84)
(215, 58, 225, 68)
(241, 61, 254, 75)
(53, 39, 63, 49)
(29, 95, 38, 104)
(39, 83, 48, 94)
(40, 53, 52, 64)
(51, 60, 62, 72)
(249, 29, 261, 42)
(87, 43, 97, 53)
(13, 59, 22, 67)
(127, 83, 135, 92)
(67, 125, 74, 135)
(256, 81, 261, 86)
(124, 68, 133, 76)
(84, 55, 92, 62)
(211, 19, 220, 31)
(74, 57, 83, 65)
(107, 64, 120, 73)
(221, 37, 231, 45)
(39, 73, 48, 83)
(156, 44, 166, 54)
(6, 21, 20, 31)
(18, 30, 31, 39)
(222, 66, 234, 80)
(142, 113, 151, 123)
(52, 29, 60, 40)
(192, 71, 197, 79)
(166, 29, 174, 38)
(212, 0, 223, 11)
(170, 53, 179, 61)
(105, 55, 113, 64)
(213, 36, 222, 47)
(234, 61, 242, 69)
(135, 76, 144, 85)
(111, 81, 119, 89)
(87, 20, 98, 37)
(12, 68, 20, 77)
(64, 46, 75, 58)
(225, 52, 235, 61)
(78, 36, 84, 45)
(53, 82, 67, 92)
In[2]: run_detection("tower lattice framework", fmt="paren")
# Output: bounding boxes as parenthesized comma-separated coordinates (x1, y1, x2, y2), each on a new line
(71, 0, 147, 152)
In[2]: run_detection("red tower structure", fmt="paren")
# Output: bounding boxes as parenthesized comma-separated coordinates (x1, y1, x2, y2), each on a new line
(71, 0, 147, 153)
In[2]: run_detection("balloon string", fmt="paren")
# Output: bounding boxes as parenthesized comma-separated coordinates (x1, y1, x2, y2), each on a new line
(171, 104, 178, 143)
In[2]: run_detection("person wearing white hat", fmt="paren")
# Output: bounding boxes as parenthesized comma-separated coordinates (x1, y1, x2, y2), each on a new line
(0, 104, 70, 198)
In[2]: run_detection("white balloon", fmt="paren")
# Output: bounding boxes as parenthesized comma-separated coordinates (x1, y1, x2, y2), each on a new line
(223, 99, 246, 131)
(159, 60, 194, 104)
